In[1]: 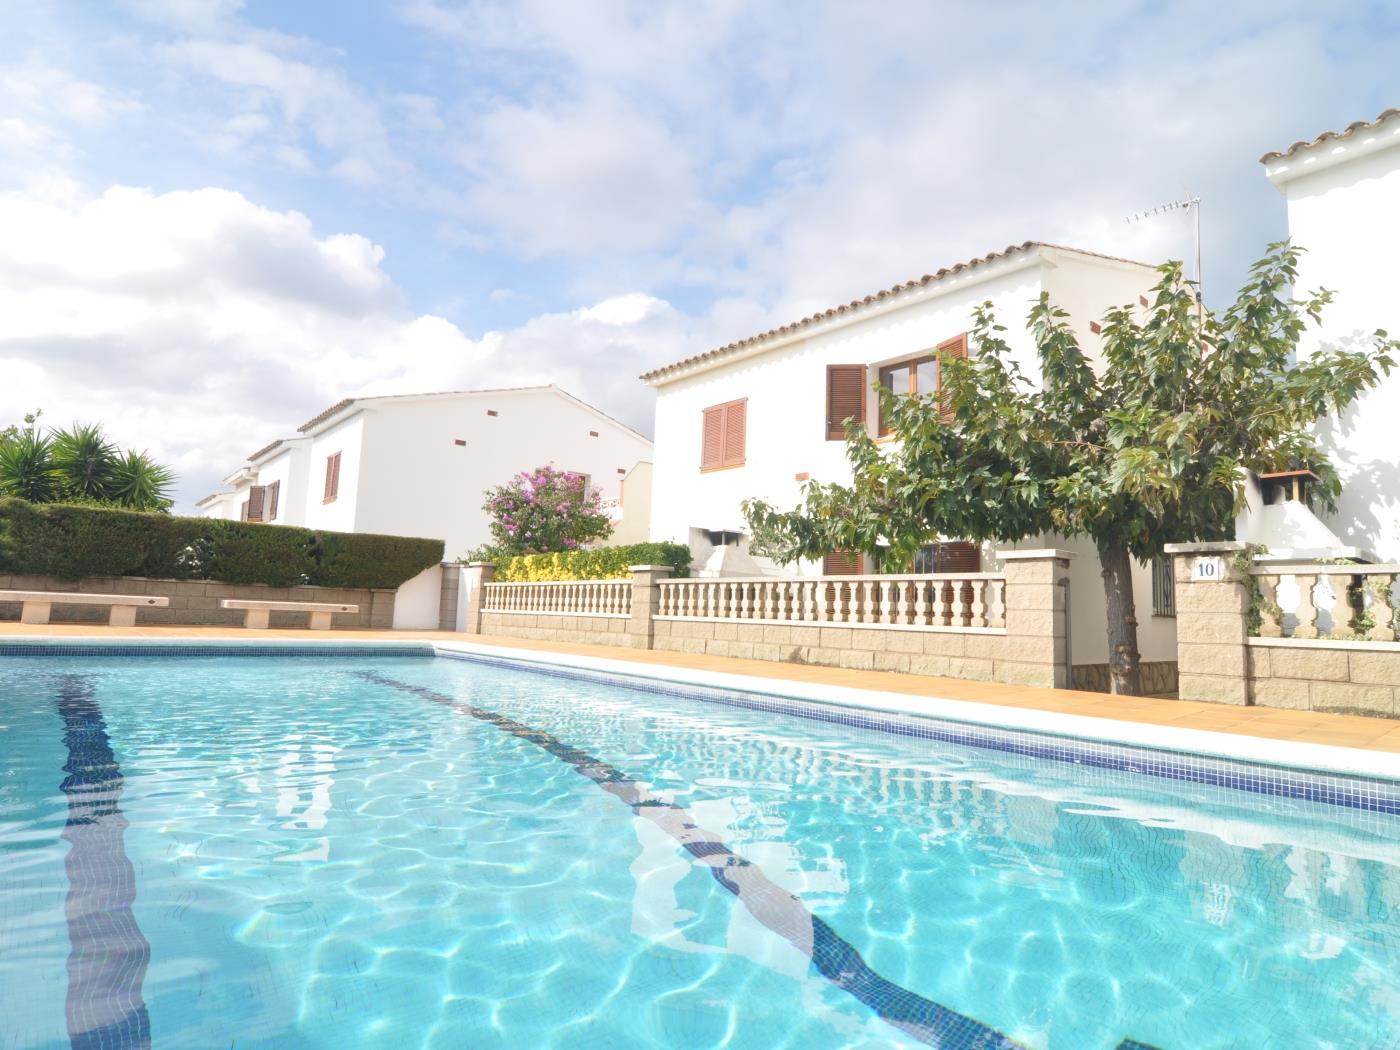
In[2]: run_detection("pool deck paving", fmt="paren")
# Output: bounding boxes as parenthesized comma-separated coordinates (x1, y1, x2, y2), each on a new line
(3, 623, 1399, 759)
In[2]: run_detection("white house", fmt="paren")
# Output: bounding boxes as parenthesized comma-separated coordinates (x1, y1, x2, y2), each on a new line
(641, 241, 1179, 677)
(1255, 107, 1400, 562)
(198, 385, 653, 561)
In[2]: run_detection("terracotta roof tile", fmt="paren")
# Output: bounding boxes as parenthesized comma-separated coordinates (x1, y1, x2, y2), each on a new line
(247, 438, 285, 461)
(1260, 107, 1400, 164)
(638, 241, 1151, 384)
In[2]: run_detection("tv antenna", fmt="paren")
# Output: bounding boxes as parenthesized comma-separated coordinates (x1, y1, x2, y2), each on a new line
(1127, 196, 1202, 319)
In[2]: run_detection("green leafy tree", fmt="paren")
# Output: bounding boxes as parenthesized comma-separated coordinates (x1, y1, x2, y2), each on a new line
(0, 412, 176, 512)
(744, 244, 1395, 695)
(479, 465, 614, 557)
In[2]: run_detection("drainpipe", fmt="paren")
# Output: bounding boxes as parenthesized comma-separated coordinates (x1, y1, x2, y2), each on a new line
(1059, 575, 1073, 688)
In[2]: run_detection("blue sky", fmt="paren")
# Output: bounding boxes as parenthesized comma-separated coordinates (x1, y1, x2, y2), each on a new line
(2, 0, 1398, 507)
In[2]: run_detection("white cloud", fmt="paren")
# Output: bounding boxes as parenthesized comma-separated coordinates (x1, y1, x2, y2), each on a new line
(456, 91, 700, 256)
(0, 184, 685, 508)
(159, 38, 404, 184)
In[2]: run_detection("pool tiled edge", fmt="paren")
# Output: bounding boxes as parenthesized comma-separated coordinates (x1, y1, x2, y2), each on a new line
(434, 641, 1400, 813)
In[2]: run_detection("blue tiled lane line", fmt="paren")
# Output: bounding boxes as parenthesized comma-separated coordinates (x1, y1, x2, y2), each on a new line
(360, 670, 1032, 1050)
(54, 675, 152, 1050)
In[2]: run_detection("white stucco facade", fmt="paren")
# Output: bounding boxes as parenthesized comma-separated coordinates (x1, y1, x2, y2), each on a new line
(643, 244, 1177, 666)
(1262, 110, 1400, 560)
(201, 386, 654, 561)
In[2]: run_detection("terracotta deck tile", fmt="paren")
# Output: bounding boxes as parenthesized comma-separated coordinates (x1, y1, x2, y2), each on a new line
(3, 623, 1399, 761)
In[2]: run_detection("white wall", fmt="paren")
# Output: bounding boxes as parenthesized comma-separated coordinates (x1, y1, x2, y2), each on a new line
(607, 460, 653, 546)
(344, 389, 653, 559)
(253, 441, 311, 526)
(646, 248, 1169, 664)
(649, 258, 1048, 550)
(1271, 126, 1400, 560)
(391, 563, 443, 629)
(302, 413, 366, 533)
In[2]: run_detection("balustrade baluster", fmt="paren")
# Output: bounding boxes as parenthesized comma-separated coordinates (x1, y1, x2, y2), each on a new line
(1292, 573, 1320, 639)
(1325, 573, 1356, 638)
(1254, 574, 1283, 637)
(1369, 573, 1398, 642)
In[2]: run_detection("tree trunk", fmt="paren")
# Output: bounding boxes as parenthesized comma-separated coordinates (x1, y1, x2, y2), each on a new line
(1096, 538, 1143, 696)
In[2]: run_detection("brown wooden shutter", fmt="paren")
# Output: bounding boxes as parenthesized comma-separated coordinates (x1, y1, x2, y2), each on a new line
(240, 500, 249, 521)
(937, 333, 968, 419)
(246, 485, 266, 522)
(934, 541, 980, 573)
(324, 452, 341, 502)
(826, 365, 867, 440)
(823, 550, 862, 575)
(722, 398, 746, 466)
(267, 480, 280, 521)
(701, 407, 724, 469)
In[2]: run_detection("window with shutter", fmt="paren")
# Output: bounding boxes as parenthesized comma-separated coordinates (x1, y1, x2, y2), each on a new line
(722, 399, 745, 466)
(936, 333, 968, 419)
(266, 480, 280, 521)
(936, 541, 980, 573)
(822, 550, 862, 575)
(701, 406, 724, 469)
(874, 333, 969, 435)
(323, 452, 341, 503)
(240, 499, 250, 522)
(246, 485, 267, 522)
(700, 399, 747, 470)
(826, 365, 867, 440)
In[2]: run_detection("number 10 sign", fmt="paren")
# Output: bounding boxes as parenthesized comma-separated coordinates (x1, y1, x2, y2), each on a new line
(1191, 556, 1224, 582)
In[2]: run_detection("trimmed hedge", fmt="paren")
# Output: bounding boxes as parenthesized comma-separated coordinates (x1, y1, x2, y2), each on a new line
(495, 541, 692, 582)
(0, 498, 444, 588)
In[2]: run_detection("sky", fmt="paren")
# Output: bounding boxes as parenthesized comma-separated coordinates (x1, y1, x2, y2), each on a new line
(2, 1, 1398, 510)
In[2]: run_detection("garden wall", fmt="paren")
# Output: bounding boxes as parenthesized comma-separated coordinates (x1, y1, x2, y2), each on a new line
(0, 572, 393, 629)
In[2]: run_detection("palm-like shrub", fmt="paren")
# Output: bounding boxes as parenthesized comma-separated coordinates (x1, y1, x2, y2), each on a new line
(0, 414, 176, 512)
(51, 424, 120, 502)
(0, 431, 60, 503)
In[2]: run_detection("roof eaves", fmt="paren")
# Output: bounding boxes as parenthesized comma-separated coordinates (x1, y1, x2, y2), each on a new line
(638, 241, 1152, 384)
(1260, 107, 1400, 163)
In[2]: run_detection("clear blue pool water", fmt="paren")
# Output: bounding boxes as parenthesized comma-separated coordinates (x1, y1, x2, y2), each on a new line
(1, 652, 1398, 1049)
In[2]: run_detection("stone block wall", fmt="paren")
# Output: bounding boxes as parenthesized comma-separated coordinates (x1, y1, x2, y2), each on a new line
(438, 563, 461, 631)
(652, 620, 1009, 679)
(1247, 641, 1400, 717)
(478, 611, 644, 649)
(0, 572, 393, 629)
(465, 552, 1075, 689)
(1071, 662, 1179, 697)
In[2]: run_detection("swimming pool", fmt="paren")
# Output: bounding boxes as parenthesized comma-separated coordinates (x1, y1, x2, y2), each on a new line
(2, 646, 1398, 1049)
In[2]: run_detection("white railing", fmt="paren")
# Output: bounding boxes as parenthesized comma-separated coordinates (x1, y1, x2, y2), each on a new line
(482, 580, 631, 618)
(657, 573, 1006, 631)
(1253, 563, 1399, 642)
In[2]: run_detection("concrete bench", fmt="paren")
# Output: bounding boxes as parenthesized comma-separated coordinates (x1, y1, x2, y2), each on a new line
(219, 599, 358, 630)
(2, 590, 170, 626)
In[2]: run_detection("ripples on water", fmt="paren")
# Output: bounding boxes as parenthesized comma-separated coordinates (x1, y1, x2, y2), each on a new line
(1, 655, 1397, 1049)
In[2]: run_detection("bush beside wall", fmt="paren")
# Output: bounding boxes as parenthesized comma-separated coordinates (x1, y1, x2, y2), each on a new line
(0, 498, 444, 589)
(495, 542, 691, 581)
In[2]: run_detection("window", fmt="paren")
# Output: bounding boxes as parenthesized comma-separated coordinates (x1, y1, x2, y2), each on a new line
(826, 364, 868, 440)
(1152, 557, 1176, 617)
(700, 398, 746, 470)
(323, 452, 341, 503)
(913, 541, 981, 573)
(246, 484, 267, 523)
(266, 480, 280, 522)
(823, 550, 862, 575)
(877, 333, 968, 435)
(877, 356, 936, 435)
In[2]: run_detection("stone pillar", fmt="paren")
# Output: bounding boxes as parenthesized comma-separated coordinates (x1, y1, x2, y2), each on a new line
(1164, 540, 1250, 706)
(368, 588, 396, 630)
(438, 562, 463, 631)
(627, 564, 673, 649)
(995, 549, 1074, 688)
(462, 562, 495, 635)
